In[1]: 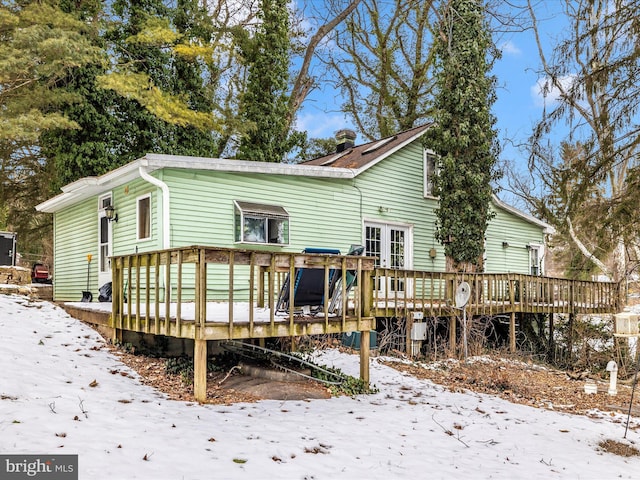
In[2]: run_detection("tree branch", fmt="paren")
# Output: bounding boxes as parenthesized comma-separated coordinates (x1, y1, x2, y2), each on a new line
(286, 0, 362, 130)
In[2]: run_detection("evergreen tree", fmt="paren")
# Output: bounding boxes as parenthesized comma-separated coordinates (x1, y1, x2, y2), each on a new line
(0, 0, 101, 255)
(425, 0, 501, 272)
(106, 0, 185, 158)
(45, 0, 223, 190)
(98, 0, 218, 163)
(236, 0, 304, 162)
(39, 0, 119, 190)
(169, 0, 218, 155)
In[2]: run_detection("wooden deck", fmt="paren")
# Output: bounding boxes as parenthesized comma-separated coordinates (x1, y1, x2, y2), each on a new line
(369, 268, 620, 317)
(109, 246, 621, 402)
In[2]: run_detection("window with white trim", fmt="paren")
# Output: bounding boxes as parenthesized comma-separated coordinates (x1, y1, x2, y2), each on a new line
(137, 194, 151, 241)
(424, 150, 437, 197)
(529, 244, 542, 275)
(98, 195, 112, 276)
(234, 201, 289, 245)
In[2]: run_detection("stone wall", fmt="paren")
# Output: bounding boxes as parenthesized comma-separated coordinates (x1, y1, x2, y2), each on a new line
(0, 266, 52, 301)
(0, 266, 31, 284)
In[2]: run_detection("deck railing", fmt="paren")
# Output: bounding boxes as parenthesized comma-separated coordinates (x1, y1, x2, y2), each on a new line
(111, 246, 621, 340)
(111, 245, 376, 340)
(369, 269, 621, 317)
(109, 245, 621, 402)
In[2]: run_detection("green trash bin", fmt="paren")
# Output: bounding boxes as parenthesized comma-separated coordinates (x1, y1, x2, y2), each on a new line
(342, 331, 377, 350)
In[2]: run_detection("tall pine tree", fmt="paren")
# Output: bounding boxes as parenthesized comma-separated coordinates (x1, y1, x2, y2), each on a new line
(0, 0, 101, 255)
(236, 0, 303, 162)
(40, 0, 119, 190)
(425, 0, 500, 272)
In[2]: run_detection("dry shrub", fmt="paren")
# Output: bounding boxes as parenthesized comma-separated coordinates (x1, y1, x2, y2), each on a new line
(459, 367, 531, 397)
(598, 439, 640, 457)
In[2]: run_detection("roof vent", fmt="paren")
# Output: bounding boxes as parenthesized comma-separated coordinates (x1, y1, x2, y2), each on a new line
(335, 129, 356, 153)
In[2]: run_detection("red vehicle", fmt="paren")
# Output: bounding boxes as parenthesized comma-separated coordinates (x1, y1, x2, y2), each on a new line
(31, 263, 52, 284)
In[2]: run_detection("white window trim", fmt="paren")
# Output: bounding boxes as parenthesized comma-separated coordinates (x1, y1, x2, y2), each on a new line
(423, 148, 438, 198)
(97, 194, 113, 286)
(234, 200, 290, 245)
(528, 243, 543, 275)
(137, 193, 152, 242)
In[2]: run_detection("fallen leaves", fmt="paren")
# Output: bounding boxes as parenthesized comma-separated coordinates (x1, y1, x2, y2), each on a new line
(383, 355, 636, 417)
(598, 440, 640, 457)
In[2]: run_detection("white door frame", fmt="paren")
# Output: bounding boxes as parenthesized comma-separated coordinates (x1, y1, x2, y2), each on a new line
(364, 220, 413, 297)
(98, 194, 113, 288)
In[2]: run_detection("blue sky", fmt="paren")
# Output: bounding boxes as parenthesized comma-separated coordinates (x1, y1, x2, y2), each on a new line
(292, 2, 568, 207)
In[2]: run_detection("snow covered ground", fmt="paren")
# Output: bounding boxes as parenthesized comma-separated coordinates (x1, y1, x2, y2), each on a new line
(1, 293, 638, 479)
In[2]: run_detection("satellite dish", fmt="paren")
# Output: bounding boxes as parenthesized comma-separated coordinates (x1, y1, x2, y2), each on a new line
(455, 281, 471, 308)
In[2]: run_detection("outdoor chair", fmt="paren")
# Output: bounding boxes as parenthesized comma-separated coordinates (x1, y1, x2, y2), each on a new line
(275, 247, 341, 315)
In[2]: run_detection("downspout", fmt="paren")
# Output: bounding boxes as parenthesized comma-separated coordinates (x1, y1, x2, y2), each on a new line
(350, 172, 363, 240)
(139, 165, 171, 302)
(139, 166, 170, 249)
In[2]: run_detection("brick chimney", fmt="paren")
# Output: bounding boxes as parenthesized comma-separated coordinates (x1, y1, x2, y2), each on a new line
(335, 129, 356, 153)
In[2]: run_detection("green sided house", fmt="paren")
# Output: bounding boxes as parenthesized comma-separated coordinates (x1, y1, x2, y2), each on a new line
(36, 124, 553, 303)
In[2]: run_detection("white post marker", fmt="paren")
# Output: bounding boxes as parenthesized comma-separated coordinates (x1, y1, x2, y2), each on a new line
(606, 360, 618, 396)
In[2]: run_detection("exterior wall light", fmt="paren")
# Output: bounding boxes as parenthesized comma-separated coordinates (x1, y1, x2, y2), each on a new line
(105, 205, 118, 223)
(502, 241, 509, 248)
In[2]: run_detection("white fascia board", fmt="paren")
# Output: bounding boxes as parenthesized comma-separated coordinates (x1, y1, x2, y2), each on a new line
(36, 153, 356, 213)
(99, 160, 149, 185)
(350, 127, 430, 176)
(37, 189, 97, 212)
(491, 195, 556, 235)
(36, 161, 145, 213)
(60, 177, 99, 193)
(142, 154, 356, 179)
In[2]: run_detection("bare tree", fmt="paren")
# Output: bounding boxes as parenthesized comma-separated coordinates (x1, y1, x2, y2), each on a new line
(324, 0, 439, 140)
(523, 0, 640, 282)
(287, 0, 362, 133)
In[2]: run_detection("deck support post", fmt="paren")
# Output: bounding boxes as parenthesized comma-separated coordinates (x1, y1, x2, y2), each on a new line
(548, 314, 555, 360)
(113, 328, 123, 345)
(509, 312, 516, 353)
(567, 314, 575, 367)
(449, 316, 457, 356)
(359, 330, 370, 385)
(194, 338, 207, 403)
(406, 314, 414, 358)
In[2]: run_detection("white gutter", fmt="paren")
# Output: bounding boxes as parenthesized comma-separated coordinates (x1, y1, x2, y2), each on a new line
(139, 166, 171, 249)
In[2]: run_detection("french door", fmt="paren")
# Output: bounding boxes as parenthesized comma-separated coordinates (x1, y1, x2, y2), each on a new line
(365, 222, 412, 296)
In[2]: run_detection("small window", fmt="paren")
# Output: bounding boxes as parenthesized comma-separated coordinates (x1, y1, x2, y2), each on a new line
(529, 244, 541, 275)
(424, 150, 437, 197)
(137, 194, 151, 241)
(234, 201, 289, 245)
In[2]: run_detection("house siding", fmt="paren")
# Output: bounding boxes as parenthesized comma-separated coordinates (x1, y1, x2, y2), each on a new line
(350, 140, 546, 274)
(47, 136, 550, 302)
(484, 204, 546, 273)
(164, 168, 362, 252)
(160, 169, 362, 301)
(111, 178, 161, 255)
(354, 141, 444, 271)
(53, 197, 99, 301)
